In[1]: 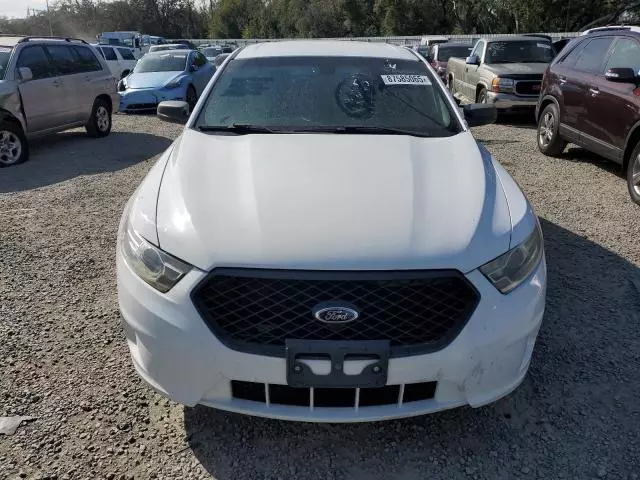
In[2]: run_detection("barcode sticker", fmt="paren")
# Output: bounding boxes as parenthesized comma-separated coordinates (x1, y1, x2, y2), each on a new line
(381, 74, 432, 86)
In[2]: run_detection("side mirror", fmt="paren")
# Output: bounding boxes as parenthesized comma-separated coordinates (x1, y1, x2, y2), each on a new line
(157, 101, 190, 124)
(18, 67, 33, 81)
(465, 55, 480, 65)
(463, 103, 497, 127)
(605, 67, 637, 83)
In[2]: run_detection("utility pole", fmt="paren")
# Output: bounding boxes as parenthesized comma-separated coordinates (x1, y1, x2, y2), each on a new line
(45, 0, 53, 36)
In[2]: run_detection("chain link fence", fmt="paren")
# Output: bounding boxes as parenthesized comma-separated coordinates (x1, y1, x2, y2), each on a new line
(186, 33, 580, 47)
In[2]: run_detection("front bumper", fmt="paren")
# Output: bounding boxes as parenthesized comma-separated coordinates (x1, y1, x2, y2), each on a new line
(117, 253, 546, 423)
(119, 87, 186, 113)
(485, 92, 539, 111)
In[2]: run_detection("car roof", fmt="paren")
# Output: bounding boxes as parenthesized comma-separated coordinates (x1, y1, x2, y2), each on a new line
(582, 25, 640, 36)
(487, 36, 551, 42)
(0, 36, 95, 48)
(0, 36, 24, 47)
(236, 40, 418, 60)
(437, 42, 474, 47)
(146, 49, 192, 55)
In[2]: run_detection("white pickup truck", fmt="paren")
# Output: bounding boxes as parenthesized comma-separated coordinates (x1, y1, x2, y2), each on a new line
(447, 36, 555, 113)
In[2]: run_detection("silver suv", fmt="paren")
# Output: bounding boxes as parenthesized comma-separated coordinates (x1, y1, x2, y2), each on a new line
(0, 36, 119, 166)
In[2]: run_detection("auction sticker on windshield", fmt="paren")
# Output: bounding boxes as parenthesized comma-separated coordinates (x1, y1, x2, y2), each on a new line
(381, 74, 431, 86)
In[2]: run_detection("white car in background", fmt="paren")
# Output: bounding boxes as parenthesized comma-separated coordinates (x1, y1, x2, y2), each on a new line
(117, 40, 546, 422)
(94, 44, 137, 79)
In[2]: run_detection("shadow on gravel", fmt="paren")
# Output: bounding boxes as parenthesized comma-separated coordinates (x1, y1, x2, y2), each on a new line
(563, 146, 624, 177)
(0, 131, 171, 193)
(184, 218, 640, 479)
(497, 113, 537, 129)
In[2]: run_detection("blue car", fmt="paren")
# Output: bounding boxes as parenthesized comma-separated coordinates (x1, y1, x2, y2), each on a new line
(119, 49, 215, 113)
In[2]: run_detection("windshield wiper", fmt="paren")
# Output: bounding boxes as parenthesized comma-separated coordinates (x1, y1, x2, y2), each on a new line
(197, 124, 280, 134)
(290, 125, 431, 137)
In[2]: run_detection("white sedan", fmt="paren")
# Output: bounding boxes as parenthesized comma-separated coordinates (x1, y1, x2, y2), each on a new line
(117, 40, 546, 422)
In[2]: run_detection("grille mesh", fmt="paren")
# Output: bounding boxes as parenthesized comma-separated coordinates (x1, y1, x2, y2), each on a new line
(515, 81, 542, 95)
(192, 269, 479, 357)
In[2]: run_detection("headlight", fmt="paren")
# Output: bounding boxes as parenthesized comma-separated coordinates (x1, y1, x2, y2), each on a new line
(121, 222, 191, 293)
(164, 79, 183, 89)
(480, 222, 543, 294)
(491, 77, 515, 93)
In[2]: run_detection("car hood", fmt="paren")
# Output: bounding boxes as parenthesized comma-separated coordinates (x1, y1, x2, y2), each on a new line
(484, 63, 548, 76)
(125, 71, 183, 89)
(154, 130, 513, 272)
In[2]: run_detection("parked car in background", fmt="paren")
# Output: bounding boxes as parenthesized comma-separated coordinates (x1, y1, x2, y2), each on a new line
(149, 44, 188, 53)
(221, 45, 234, 54)
(427, 42, 473, 83)
(447, 36, 555, 114)
(119, 49, 214, 113)
(412, 45, 430, 58)
(552, 38, 572, 53)
(98, 31, 146, 58)
(420, 35, 449, 47)
(200, 46, 223, 63)
(172, 39, 197, 50)
(94, 44, 137, 79)
(0, 36, 118, 166)
(213, 53, 230, 68)
(536, 26, 640, 205)
(143, 35, 167, 47)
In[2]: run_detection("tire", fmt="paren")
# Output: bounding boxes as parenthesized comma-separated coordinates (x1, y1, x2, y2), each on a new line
(537, 103, 567, 156)
(85, 99, 112, 138)
(626, 142, 640, 206)
(186, 85, 197, 112)
(477, 88, 487, 104)
(0, 121, 28, 167)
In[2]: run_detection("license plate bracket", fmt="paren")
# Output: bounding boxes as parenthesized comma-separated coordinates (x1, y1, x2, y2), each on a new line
(286, 339, 390, 388)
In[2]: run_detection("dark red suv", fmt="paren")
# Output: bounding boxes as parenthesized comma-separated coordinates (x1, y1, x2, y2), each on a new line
(536, 26, 640, 205)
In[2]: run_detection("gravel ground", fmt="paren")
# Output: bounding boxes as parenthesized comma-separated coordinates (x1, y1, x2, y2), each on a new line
(1, 114, 639, 480)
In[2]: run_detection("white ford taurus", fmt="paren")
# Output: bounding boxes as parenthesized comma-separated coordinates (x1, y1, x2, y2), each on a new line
(117, 40, 546, 422)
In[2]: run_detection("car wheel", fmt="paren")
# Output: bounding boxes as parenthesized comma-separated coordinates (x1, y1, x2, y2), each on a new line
(627, 143, 640, 206)
(86, 99, 112, 138)
(186, 86, 197, 112)
(477, 88, 487, 104)
(0, 122, 28, 167)
(537, 103, 567, 156)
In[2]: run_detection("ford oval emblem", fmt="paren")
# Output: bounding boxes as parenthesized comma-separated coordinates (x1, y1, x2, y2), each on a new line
(312, 303, 359, 324)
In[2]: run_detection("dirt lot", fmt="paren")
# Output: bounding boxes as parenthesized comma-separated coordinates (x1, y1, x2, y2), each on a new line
(1, 114, 639, 480)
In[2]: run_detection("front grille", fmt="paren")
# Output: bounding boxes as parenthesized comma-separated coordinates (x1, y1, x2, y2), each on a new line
(231, 380, 437, 408)
(515, 81, 542, 96)
(192, 269, 480, 357)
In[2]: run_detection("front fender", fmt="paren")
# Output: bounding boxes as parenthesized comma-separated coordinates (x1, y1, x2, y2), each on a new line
(0, 87, 26, 133)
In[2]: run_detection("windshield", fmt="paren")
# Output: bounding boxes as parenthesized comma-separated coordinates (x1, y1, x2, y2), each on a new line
(0, 47, 12, 80)
(202, 48, 220, 57)
(437, 45, 473, 62)
(486, 41, 554, 63)
(195, 56, 461, 137)
(134, 53, 187, 73)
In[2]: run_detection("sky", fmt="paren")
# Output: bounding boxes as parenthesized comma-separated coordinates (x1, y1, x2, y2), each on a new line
(1, 0, 49, 19)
